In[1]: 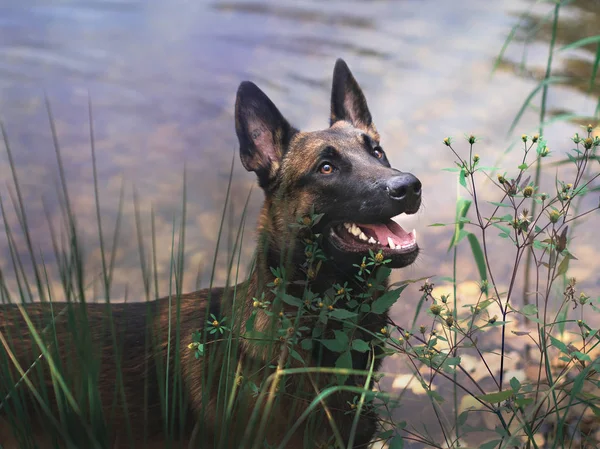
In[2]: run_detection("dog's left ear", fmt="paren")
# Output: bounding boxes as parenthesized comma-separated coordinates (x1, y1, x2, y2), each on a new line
(330, 59, 379, 141)
(235, 81, 297, 187)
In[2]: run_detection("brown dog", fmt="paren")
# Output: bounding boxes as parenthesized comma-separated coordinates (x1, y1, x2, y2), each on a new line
(0, 59, 421, 449)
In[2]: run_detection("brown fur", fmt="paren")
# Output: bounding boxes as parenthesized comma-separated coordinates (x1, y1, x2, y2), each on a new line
(0, 59, 420, 449)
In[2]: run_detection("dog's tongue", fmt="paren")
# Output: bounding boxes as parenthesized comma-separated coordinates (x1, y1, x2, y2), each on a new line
(359, 220, 413, 245)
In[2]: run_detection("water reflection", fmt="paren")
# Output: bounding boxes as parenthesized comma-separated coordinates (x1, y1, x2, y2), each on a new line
(0, 0, 598, 447)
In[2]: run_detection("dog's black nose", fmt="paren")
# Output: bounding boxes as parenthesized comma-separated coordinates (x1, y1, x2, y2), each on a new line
(386, 174, 421, 202)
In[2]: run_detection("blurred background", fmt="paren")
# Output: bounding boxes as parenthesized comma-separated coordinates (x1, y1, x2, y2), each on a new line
(0, 0, 598, 446)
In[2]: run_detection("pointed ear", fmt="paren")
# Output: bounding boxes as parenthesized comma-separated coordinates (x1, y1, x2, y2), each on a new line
(235, 82, 297, 187)
(330, 59, 379, 140)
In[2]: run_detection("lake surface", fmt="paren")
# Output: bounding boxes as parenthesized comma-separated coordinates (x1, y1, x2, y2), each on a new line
(0, 0, 598, 447)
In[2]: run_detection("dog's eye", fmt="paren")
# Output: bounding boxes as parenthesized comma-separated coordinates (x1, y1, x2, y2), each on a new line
(373, 146, 384, 159)
(319, 163, 334, 175)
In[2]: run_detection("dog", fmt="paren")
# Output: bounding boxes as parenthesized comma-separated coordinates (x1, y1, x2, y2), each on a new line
(0, 59, 421, 449)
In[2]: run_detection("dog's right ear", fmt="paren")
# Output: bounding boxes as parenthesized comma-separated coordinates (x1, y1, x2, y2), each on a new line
(235, 82, 297, 187)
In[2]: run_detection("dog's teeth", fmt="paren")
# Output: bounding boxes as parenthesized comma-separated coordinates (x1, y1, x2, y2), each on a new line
(368, 237, 376, 244)
(412, 229, 417, 240)
(359, 232, 368, 241)
(344, 222, 351, 229)
(387, 237, 396, 249)
(351, 225, 361, 236)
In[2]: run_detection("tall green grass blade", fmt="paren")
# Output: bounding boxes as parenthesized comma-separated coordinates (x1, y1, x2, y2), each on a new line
(466, 233, 487, 287)
(507, 76, 568, 136)
(559, 35, 600, 52)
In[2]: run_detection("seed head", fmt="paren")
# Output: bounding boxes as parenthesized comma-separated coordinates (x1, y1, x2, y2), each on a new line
(584, 138, 594, 150)
(317, 302, 324, 308)
(445, 316, 454, 327)
(419, 325, 427, 334)
(302, 216, 312, 226)
(488, 315, 497, 324)
(549, 210, 561, 224)
(497, 174, 506, 184)
(212, 320, 219, 327)
(380, 327, 388, 335)
(253, 300, 260, 308)
(375, 252, 384, 263)
(441, 295, 448, 304)
(337, 288, 345, 295)
(273, 277, 281, 286)
(327, 305, 334, 311)
(523, 185, 534, 198)
(540, 193, 547, 201)
(430, 304, 442, 315)
(480, 280, 488, 293)
(587, 124, 594, 133)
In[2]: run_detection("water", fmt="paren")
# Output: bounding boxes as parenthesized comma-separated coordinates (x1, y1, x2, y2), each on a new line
(0, 0, 598, 446)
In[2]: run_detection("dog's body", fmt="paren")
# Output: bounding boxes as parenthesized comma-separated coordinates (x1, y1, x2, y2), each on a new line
(0, 59, 421, 449)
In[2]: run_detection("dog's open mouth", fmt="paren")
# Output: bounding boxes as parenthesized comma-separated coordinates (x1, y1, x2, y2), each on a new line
(328, 217, 417, 255)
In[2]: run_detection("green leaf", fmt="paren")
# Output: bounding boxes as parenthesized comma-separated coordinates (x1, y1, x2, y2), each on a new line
(280, 293, 303, 307)
(459, 168, 467, 187)
(389, 435, 404, 449)
(429, 223, 447, 227)
(467, 233, 487, 286)
(556, 254, 572, 277)
(374, 266, 392, 284)
(300, 338, 312, 351)
(320, 338, 346, 353)
(521, 304, 538, 316)
(489, 201, 512, 208)
(290, 349, 305, 364)
(572, 351, 592, 362)
(457, 410, 469, 427)
(335, 350, 352, 384)
(515, 397, 534, 407)
(328, 309, 357, 320)
(245, 310, 257, 332)
(478, 389, 513, 403)
(549, 335, 569, 355)
(518, 163, 528, 170)
(371, 287, 405, 314)
(509, 377, 521, 393)
(351, 339, 370, 352)
(480, 440, 501, 449)
(448, 198, 472, 251)
(333, 330, 349, 347)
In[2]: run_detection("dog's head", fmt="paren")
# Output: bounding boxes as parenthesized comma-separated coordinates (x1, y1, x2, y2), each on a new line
(235, 59, 421, 269)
